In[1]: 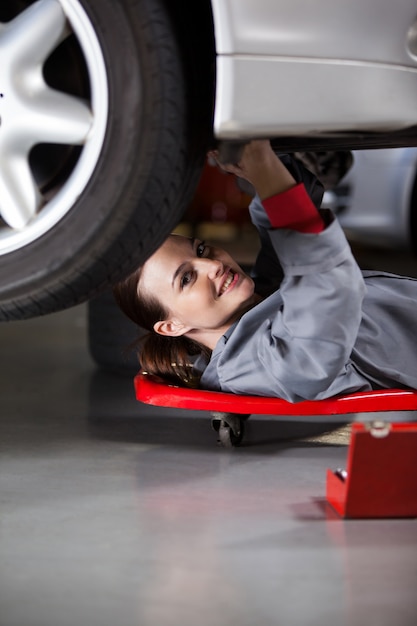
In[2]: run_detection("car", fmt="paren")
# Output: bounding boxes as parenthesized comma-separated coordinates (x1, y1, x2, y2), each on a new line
(323, 148, 417, 253)
(1, 0, 417, 320)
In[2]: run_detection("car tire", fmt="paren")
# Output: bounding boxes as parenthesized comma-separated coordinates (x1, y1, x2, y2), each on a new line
(0, 0, 213, 320)
(88, 289, 142, 376)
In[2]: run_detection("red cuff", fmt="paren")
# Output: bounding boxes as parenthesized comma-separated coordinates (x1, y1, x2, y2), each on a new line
(262, 183, 324, 233)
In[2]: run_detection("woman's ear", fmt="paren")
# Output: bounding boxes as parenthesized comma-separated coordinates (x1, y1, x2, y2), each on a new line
(153, 319, 190, 337)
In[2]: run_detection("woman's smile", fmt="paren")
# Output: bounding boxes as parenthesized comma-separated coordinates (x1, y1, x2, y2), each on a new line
(218, 269, 238, 296)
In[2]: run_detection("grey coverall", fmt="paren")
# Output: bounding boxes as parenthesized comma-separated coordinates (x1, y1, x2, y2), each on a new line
(199, 158, 417, 402)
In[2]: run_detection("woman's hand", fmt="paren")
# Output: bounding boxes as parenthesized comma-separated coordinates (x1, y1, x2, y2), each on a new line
(208, 140, 297, 201)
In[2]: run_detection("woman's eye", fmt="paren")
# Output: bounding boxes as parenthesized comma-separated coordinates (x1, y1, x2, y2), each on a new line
(196, 241, 207, 257)
(180, 271, 193, 289)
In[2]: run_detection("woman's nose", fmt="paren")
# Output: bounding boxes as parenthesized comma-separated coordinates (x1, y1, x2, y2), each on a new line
(198, 257, 224, 280)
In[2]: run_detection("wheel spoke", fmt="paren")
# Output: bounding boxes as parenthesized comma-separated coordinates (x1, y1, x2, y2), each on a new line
(24, 89, 93, 146)
(0, 158, 41, 229)
(2, 0, 69, 67)
(0, 0, 93, 150)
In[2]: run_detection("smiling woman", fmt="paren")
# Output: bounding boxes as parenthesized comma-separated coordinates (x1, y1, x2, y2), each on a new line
(139, 235, 258, 350)
(113, 141, 301, 383)
(113, 141, 417, 402)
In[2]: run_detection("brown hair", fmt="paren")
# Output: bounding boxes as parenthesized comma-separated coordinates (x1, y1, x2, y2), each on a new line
(112, 267, 209, 386)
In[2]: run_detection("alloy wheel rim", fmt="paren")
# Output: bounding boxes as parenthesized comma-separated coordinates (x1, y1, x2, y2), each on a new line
(0, 0, 108, 255)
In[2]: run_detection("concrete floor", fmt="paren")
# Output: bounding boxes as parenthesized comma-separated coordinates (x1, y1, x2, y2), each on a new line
(1, 245, 417, 626)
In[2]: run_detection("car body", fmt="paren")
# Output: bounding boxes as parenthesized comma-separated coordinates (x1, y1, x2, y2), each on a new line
(212, 0, 417, 146)
(1, 0, 417, 320)
(324, 148, 417, 251)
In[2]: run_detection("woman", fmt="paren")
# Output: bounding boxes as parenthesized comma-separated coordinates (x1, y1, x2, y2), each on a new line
(113, 141, 417, 402)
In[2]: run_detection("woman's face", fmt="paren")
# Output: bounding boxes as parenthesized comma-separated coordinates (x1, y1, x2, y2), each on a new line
(139, 235, 256, 341)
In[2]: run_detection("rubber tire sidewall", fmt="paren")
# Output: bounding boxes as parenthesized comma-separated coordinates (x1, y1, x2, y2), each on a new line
(0, 0, 211, 319)
(88, 289, 143, 375)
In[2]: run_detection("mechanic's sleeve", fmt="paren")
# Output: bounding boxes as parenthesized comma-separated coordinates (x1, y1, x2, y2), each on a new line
(262, 183, 325, 233)
(257, 191, 365, 400)
(249, 153, 325, 296)
(271, 221, 365, 400)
